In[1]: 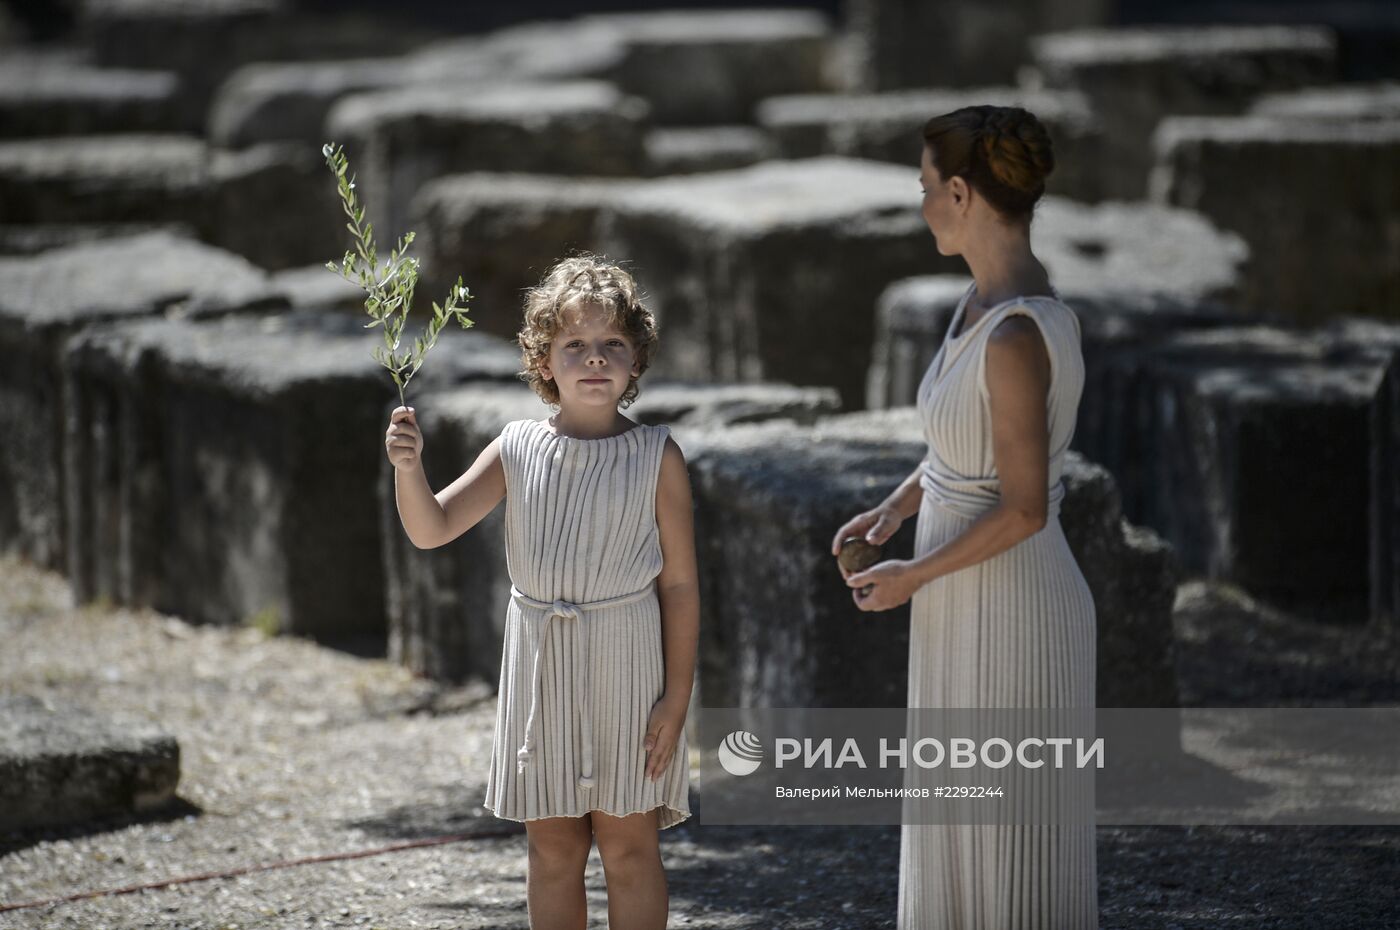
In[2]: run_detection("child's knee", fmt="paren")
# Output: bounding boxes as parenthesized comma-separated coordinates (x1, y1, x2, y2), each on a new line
(593, 813, 661, 872)
(526, 817, 592, 873)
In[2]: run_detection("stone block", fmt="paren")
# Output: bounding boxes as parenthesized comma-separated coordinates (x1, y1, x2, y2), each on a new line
(866, 274, 1242, 413)
(383, 380, 842, 684)
(81, 0, 432, 133)
(80, 0, 286, 130)
(579, 9, 834, 124)
(0, 231, 283, 572)
(0, 694, 180, 832)
(1125, 1, 1400, 82)
(1030, 25, 1338, 199)
(325, 81, 649, 246)
(678, 409, 1180, 709)
(0, 49, 184, 137)
(595, 156, 936, 410)
(409, 173, 638, 342)
(0, 221, 196, 256)
(1150, 115, 1400, 323)
(1313, 317, 1400, 630)
(756, 86, 1104, 202)
(208, 57, 409, 150)
(1090, 324, 1399, 614)
(61, 304, 520, 641)
(1249, 80, 1400, 122)
(643, 126, 774, 176)
(846, 0, 1113, 91)
(203, 141, 346, 272)
(599, 163, 1247, 412)
(269, 263, 365, 314)
(0, 134, 208, 226)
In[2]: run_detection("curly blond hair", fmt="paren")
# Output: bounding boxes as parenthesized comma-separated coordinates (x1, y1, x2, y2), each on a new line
(922, 105, 1055, 224)
(517, 254, 659, 408)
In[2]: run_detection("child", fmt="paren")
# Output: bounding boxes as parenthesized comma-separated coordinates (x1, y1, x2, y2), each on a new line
(384, 254, 697, 930)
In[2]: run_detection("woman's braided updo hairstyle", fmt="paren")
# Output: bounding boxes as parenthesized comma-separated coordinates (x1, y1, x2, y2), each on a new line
(922, 105, 1055, 224)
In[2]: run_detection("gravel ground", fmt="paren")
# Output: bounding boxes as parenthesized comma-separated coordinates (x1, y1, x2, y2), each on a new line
(1, 557, 1397, 929)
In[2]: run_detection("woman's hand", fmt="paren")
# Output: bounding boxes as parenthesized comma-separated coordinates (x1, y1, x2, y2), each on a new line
(643, 692, 688, 782)
(830, 504, 903, 556)
(846, 559, 924, 612)
(385, 406, 423, 471)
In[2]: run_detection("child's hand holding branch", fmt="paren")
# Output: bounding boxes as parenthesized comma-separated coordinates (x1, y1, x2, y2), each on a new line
(385, 406, 423, 472)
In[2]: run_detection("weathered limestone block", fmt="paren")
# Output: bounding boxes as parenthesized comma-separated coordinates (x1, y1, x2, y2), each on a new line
(325, 81, 649, 246)
(0, 221, 196, 256)
(61, 305, 520, 641)
(679, 409, 1180, 709)
(269, 263, 365, 314)
(81, 0, 431, 132)
(383, 380, 841, 683)
(0, 694, 180, 832)
(403, 22, 622, 86)
(1030, 25, 1338, 199)
(1313, 317, 1400, 631)
(0, 49, 183, 137)
(1362, 324, 1400, 629)
(643, 126, 774, 176)
(599, 164, 1248, 412)
(1131, 1, 1400, 83)
(578, 9, 834, 124)
(846, 0, 1113, 91)
(867, 272, 1242, 413)
(411, 10, 832, 125)
(410, 174, 638, 342)
(1249, 80, 1400, 121)
(208, 58, 409, 150)
(203, 142, 345, 272)
(0, 231, 282, 572)
(1150, 115, 1400, 323)
(1091, 324, 1400, 615)
(80, 0, 286, 130)
(632, 381, 841, 429)
(756, 86, 1104, 202)
(0, 134, 208, 226)
(595, 157, 936, 410)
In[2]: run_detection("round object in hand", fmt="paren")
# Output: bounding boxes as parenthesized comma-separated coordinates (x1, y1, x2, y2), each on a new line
(838, 536, 882, 574)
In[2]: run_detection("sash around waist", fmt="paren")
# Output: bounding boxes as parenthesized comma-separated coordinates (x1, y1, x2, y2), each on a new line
(920, 460, 1064, 520)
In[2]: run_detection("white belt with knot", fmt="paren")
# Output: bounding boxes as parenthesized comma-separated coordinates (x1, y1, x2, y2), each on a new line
(510, 581, 657, 790)
(920, 459, 1065, 521)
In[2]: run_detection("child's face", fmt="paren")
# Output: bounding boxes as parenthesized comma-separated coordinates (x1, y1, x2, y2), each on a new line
(539, 299, 640, 407)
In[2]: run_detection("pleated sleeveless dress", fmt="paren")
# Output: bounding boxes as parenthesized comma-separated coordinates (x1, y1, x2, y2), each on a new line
(899, 282, 1098, 929)
(482, 417, 692, 829)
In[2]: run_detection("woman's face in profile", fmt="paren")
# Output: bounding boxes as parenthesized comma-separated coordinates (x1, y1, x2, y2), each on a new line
(919, 144, 956, 255)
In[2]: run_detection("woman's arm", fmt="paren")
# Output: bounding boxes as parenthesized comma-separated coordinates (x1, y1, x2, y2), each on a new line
(397, 436, 506, 550)
(643, 436, 700, 781)
(905, 314, 1052, 586)
(847, 315, 1052, 610)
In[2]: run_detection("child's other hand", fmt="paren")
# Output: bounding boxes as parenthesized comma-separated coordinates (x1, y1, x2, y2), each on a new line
(643, 693, 688, 783)
(385, 406, 423, 471)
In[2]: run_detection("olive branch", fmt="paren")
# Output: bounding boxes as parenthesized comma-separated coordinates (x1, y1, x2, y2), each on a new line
(322, 141, 473, 409)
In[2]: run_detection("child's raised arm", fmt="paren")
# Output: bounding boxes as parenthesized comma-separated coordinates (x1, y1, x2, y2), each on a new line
(387, 405, 506, 550)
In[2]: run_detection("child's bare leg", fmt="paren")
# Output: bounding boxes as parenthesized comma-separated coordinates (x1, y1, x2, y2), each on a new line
(524, 814, 592, 930)
(592, 808, 666, 930)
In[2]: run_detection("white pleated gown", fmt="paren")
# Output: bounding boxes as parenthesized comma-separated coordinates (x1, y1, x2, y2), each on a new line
(482, 418, 691, 829)
(899, 283, 1099, 928)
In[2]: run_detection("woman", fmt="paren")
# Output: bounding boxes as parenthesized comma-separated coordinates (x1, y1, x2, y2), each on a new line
(832, 105, 1098, 928)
